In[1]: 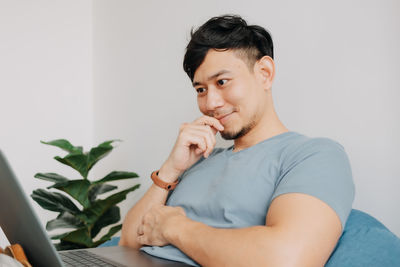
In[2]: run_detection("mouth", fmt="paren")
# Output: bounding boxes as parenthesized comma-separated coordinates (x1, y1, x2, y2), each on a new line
(215, 112, 234, 125)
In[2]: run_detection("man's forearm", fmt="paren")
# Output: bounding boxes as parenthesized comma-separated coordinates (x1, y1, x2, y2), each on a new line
(165, 218, 290, 267)
(119, 184, 170, 248)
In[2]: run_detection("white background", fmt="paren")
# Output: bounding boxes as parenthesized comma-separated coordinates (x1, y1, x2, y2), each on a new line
(1, 0, 399, 247)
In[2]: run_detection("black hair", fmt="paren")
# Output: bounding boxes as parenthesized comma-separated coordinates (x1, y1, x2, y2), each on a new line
(183, 15, 274, 81)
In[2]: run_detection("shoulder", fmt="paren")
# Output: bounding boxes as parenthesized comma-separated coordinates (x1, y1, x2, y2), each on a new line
(280, 134, 348, 167)
(302, 137, 345, 153)
(278, 134, 353, 186)
(287, 133, 344, 152)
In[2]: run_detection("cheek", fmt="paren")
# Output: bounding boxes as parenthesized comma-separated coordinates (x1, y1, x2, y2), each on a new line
(223, 84, 246, 108)
(226, 78, 251, 101)
(227, 84, 260, 119)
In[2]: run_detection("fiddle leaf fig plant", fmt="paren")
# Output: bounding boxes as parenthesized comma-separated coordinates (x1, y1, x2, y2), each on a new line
(31, 139, 140, 250)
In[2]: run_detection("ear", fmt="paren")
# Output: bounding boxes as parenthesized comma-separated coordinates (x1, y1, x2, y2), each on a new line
(254, 56, 275, 91)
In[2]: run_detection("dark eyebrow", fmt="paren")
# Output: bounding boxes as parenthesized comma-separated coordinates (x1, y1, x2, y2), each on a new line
(192, 70, 231, 87)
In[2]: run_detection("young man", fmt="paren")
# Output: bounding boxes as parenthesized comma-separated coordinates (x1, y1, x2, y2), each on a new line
(120, 15, 354, 267)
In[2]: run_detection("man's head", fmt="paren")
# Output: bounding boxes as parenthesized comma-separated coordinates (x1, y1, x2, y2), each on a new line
(183, 15, 274, 82)
(183, 15, 276, 141)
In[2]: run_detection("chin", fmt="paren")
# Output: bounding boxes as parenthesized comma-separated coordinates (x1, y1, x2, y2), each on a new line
(220, 128, 246, 140)
(220, 120, 256, 140)
(220, 131, 236, 140)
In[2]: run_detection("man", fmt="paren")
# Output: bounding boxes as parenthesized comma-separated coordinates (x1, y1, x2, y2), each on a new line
(120, 15, 354, 267)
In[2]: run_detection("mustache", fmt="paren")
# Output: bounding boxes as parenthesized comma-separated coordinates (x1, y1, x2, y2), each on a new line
(206, 107, 238, 118)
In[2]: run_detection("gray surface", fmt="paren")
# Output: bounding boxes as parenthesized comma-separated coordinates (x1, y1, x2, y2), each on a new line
(87, 246, 190, 267)
(0, 150, 190, 267)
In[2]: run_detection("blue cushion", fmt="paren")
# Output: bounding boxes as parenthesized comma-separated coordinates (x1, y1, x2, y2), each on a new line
(99, 236, 121, 247)
(100, 210, 400, 266)
(326, 209, 400, 266)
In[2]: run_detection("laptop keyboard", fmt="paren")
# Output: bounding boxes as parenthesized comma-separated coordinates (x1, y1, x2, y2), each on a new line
(60, 250, 120, 267)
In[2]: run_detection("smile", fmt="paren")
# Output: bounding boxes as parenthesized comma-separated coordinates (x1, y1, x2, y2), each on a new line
(216, 112, 234, 125)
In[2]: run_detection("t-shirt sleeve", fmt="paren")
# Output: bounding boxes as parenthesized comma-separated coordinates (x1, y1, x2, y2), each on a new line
(271, 138, 355, 229)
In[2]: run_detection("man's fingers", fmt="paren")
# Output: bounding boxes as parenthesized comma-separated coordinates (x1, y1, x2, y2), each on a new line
(183, 128, 215, 157)
(182, 124, 216, 148)
(194, 116, 224, 132)
(195, 147, 203, 155)
(202, 127, 215, 158)
(186, 127, 215, 151)
(137, 235, 148, 245)
(186, 125, 218, 148)
(205, 126, 217, 157)
(179, 118, 221, 158)
(189, 134, 207, 154)
(137, 224, 143, 236)
(180, 129, 206, 151)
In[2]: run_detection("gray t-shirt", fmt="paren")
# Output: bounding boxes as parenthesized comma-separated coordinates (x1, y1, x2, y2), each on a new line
(141, 132, 355, 266)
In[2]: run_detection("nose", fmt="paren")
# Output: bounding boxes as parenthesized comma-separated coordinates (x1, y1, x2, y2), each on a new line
(205, 87, 224, 112)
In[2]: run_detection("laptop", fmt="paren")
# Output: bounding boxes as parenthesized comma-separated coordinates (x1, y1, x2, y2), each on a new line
(0, 151, 190, 267)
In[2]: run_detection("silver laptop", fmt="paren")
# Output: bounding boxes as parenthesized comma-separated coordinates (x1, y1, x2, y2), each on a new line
(0, 151, 190, 267)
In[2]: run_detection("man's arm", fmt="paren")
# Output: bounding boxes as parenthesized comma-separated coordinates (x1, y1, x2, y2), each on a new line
(120, 116, 224, 248)
(138, 193, 342, 267)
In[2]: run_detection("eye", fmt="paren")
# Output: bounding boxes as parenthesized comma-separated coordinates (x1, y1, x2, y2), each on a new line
(217, 79, 228, 86)
(196, 87, 207, 94)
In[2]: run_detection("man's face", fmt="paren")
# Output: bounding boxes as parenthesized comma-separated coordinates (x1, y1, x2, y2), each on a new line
(192, 49, 267, 140)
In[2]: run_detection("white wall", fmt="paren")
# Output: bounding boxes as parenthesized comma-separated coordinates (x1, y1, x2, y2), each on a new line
(1, 0, 399, 247)
(0, 0, 93, 246)
(92, 0, 400, 237)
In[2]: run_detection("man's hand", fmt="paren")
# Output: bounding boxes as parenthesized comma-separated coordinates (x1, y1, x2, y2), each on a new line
(159, 116, 224, 182)
(136, 205, 187, 247)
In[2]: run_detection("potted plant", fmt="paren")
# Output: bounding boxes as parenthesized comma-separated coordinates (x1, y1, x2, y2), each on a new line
(31, 139, 140, 250)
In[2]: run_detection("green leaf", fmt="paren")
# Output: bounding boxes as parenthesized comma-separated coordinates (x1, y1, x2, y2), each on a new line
(55, 154, 89, 179)
(52, 140, 120, 179)
(88, 184, 118, 203)
(90, 206, 120, 238)
(53, 241, 86, 251)
(54, 240, 86, 251)
(49, 179, 91, 208)
(93, 224, 122, 247)
(61, 228, 93, 247)
(78, 184, 140, 225)
(41, 139, 83, 154)
(93, 171, 139, 184)
(50, 231, 71, 240)
(46, 212, 84, 231)
(31, 189, 80, 214)
(87, 140, 119, 171)
(34, 173, 69, 183)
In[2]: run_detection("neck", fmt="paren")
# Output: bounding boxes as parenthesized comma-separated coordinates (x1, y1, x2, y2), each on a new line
(233, 97, 288, 152)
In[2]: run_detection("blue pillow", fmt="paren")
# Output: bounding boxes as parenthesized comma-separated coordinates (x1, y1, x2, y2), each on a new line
(326, 209, 400, 267)
(99, 236, 120, 247)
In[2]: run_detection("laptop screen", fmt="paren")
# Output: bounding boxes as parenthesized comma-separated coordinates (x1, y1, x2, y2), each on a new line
(0, 151, 63, 267)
